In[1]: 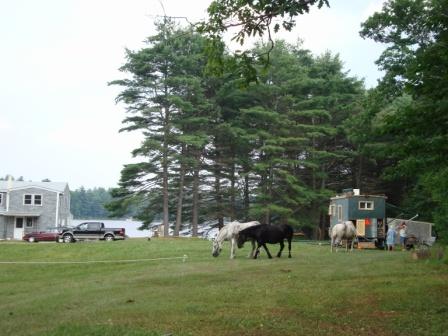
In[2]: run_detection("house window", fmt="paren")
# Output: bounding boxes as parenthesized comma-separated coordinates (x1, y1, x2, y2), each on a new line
(24, 194, 43, 206)
(26, 218, 33, 228)
(359, 201, 374, 210)
(34, 195, 42, 205)
(337, 205, 343, 221)
(24, 195, 32, 205)
(0, 193, 3, 205)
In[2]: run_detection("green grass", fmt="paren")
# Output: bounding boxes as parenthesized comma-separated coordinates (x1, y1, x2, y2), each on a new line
(0, 239, 447, 336)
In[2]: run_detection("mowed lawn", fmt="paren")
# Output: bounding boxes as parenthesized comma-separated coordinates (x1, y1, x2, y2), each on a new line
(0, 239, 447, 336)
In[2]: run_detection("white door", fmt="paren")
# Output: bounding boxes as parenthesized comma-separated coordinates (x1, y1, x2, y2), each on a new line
(14, 218, 24, 240)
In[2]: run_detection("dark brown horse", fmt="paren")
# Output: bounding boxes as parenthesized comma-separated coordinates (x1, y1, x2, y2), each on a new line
(237, 224, 293, 259)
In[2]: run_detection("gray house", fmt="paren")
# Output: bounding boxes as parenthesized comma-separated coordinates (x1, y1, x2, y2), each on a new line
(0, 180, 72, 240)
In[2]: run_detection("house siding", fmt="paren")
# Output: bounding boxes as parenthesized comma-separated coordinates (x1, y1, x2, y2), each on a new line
(5, 217, 14, 238)
(0, 216, 5, 238)
(0, 192, 6, 211)
(0, 193, 6, 235)
(57, 185, 71, 227)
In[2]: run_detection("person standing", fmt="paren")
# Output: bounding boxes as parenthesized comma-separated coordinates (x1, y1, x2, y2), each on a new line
(386, 225, 396, 251)
(399, 222, 408, 251)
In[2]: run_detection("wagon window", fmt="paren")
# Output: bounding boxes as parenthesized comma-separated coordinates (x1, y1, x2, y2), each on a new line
(337, 205, 342, 221)
(359, 201, 374, 210)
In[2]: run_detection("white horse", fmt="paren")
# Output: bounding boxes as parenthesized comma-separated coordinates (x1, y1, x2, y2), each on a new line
(330, 221, 357, 252)
(212, 221, 260, 259)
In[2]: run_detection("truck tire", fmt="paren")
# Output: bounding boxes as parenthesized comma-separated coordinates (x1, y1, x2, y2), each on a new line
(28, 237, 36, 243)
(104, 234, 114, 241)
(63, 234, 74, 243)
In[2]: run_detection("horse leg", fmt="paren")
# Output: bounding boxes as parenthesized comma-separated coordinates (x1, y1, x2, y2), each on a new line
(331, 236, 334, 253)
(287, 238, 292, 258)
(248, 239, 256, 258)
(230, 238, 236, 259)
(253, 242, 262, 259)
(262, 243, 273, 259)
(277, 241, 284, 258)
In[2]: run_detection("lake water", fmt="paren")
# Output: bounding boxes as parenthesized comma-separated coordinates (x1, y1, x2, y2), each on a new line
(71, 219, 151, 238)
(71, 219, 219, 239)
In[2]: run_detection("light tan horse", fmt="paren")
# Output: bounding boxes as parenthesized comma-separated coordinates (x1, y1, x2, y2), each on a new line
(330, 221, 357, 252)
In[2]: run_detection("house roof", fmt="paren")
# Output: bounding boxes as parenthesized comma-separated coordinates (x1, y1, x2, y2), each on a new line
(0, 181, 69, 193)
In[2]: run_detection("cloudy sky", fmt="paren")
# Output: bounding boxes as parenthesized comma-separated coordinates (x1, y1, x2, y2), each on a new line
(0, 0, 386, 190)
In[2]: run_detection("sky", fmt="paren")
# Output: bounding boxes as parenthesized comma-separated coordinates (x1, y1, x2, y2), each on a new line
(0, 0, 386, 190)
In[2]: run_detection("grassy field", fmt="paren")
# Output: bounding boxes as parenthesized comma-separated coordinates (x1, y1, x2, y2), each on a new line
(0, 238, 447, 336)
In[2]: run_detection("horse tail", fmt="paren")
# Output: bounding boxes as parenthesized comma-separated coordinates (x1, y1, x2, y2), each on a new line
(288, 225, 294, 239)
(284, 224, 294, 241)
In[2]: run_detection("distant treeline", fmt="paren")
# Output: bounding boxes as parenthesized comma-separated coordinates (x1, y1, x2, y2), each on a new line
(70, 187, 113, 219)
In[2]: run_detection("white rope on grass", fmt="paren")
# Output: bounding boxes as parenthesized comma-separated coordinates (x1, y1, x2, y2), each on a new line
(0, 255, 188, 265)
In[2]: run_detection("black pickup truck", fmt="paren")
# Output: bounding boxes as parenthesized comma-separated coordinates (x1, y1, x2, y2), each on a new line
(59, 222, 126, 243)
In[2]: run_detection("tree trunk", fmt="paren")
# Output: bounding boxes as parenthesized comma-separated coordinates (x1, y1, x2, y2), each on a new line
(215, 163, 224, 229)
(162, 105, 170, 237)
(174, 147, 186, 237)
(192, 161, 200, 237)
(264, 165, 273, 225)
(230, 161, 236, 221)
(356, 151, 364, 189)
(244, 172, 250, 221)
(311, 117, 317, 191)
(319, 169, 328, 240)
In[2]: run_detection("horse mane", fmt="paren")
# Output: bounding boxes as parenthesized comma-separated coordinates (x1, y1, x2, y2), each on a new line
(240, 223, 264, 235)
(215, 222, 235, 242)
(215, 221, 261, 242)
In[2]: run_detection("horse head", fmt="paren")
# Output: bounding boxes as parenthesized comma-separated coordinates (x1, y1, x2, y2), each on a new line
(237, 232, 247, 248)
(212, 238, 222, 257)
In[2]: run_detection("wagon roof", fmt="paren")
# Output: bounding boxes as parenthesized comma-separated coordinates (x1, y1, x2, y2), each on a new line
(387, 218, 434, 226)
(330, 194, 387, 200)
